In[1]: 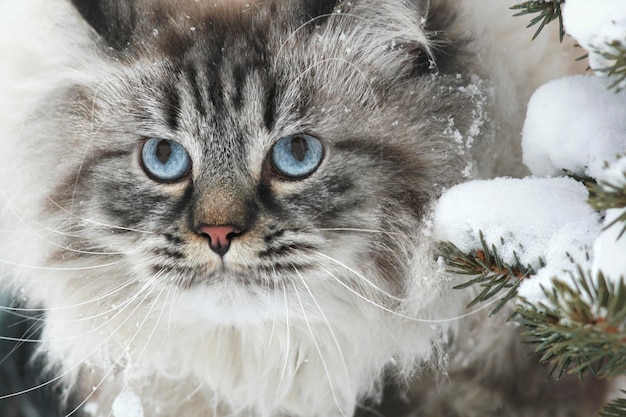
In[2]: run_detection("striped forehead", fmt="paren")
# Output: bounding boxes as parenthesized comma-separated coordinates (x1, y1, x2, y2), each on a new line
(178, 41, 277, 132)
(161, 34, 279, 182)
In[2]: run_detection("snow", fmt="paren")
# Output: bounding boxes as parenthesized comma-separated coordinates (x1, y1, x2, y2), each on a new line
(432, 177, 602, 304)
(592, 157, 626, 282)
(112, 388, 145, 417)
(563, 0, 626, 75)
(522, 75, 626, 179)
(435, 0, 626, 308)
(432, 177, 599, 266)
(603, 154, 626, 186)
(593, 208, 626, 282)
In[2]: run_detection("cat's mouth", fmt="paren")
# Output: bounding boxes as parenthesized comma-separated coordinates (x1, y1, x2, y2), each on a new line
(208, 258, 262, 281)
(196, 269, 257, 287)
(168, 252, 292, 289)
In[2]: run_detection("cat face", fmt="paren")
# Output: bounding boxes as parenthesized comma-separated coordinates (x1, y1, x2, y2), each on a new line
(25, 0, 477, 324)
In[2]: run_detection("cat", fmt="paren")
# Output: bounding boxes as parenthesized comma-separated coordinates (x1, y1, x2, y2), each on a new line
(0, 0, 604, 416)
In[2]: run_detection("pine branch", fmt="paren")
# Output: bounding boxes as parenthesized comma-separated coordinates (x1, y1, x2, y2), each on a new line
(600, 392, 626, 417)
(437, 232, 542, 316)
(517, 269, 626, 379)
(511, 1, 565, 41)
(562, 168, 599, 198)
(588, 169, 626, 238)
(562, 169, 596, 187)
(594, 41, 626, 92)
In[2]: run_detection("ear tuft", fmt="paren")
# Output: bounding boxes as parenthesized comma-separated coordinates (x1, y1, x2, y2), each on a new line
(71, 0, 137, 50)
(408, 0, 431, 23)
(409, 0, 469, 75)
(396, 41, 435, 76)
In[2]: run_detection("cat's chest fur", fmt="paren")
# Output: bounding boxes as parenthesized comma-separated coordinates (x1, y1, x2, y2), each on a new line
(0, 0, 593, 416)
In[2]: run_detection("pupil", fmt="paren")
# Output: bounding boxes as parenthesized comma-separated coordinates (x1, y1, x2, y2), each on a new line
(156, 140, 172, 164)
(290, 136, 308, 162)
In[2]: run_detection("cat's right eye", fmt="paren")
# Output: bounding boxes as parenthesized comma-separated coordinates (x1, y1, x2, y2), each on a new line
(140, 138, 191, 183)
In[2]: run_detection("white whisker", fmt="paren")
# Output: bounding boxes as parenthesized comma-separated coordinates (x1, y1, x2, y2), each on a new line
(312, 250, 405, 302)
(0, 272, 162, 344)
(70, 118, 106, 214)
(294, 268, 353, 401)
(63, 285, 167, 417)
(284, 57, 382, 112)
(0, 318, 44, 367)
(0, 258, 122, 271)
(0, 187, 134, 256)
(83, 282, 173, 417)
(46, 196, 155, 235)
(0, 273, 161, 401)
(277, 283, 290, 387)
(316, 227, 400, 235)
(319, 266, 499, 324)
(266, 274, 279, 348)
(0, 276, 141, 314)
(292, 279, 349, 417)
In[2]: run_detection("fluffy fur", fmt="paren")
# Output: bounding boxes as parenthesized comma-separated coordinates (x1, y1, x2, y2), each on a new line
(0, 1, 600, 416)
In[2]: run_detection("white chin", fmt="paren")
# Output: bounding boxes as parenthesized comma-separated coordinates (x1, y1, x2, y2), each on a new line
(172, 280, 286, 325)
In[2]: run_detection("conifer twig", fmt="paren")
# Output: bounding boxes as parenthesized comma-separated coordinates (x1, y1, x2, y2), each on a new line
(510, 1, 565, 41)
(437, 232, 542, 316)
(517, 269, 626, 379)
(588, 169, 626, 238)
(600, 392, 626, 417)
(594, 42, 626, 92)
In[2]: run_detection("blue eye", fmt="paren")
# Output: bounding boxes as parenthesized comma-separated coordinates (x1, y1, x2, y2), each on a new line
(270, 134, 324, 179)
(140, 138, 191, 182)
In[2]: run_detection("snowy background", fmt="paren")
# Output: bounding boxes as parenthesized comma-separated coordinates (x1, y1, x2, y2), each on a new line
(433, 0, 626, 309)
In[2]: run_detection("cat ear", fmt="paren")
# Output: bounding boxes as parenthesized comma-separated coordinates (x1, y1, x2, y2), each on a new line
(71, 0, 137, 51)
(389, 0, 438, 76)
(403, 0, 464, 75)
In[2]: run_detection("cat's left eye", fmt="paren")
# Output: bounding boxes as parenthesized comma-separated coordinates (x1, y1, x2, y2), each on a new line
(140, 138, 191, 183)
(269, 134, 324, 180)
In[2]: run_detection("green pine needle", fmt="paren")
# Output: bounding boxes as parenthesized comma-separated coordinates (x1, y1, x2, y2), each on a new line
(595, 42, 626, 93)
(511, 1, 565, 41)
(600, 392, 626, 417)
(517, 269, 626, 380)
(438, 232, 542, 316)
(562, 169, 596, 187)
(588, 169, 626, 238)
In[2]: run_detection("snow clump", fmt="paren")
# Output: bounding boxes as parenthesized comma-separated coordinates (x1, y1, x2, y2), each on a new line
(432, 177, 602, 304)
(522, 75, 626, 179)
(563, 0, 626, 76)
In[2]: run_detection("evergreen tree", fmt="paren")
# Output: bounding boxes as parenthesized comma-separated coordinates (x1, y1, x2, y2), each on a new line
(437, 1, 626, 415)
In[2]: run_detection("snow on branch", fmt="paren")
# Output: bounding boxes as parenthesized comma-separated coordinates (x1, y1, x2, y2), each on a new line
(512, 0, 626, 92)
(438, 231, 543, 316)
(521, 76, 626, 180)
(563, 0, 626, 91)
(435, 1, 626, 413)
(433, 177, 601, 310)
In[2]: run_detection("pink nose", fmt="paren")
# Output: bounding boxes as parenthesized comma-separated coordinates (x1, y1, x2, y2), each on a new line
(197, 225, 242, 256)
